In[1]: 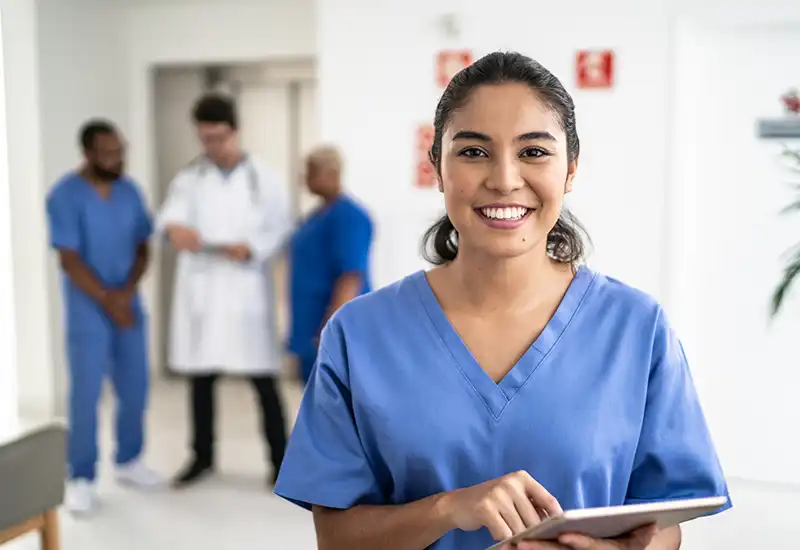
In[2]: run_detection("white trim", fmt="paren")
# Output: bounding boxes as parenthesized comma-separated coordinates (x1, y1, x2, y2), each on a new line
(0, 9, 20, 436)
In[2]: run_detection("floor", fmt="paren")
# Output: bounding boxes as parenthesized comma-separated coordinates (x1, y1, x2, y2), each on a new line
(7, 376, 316, 550)
(7, 376, 800, 549)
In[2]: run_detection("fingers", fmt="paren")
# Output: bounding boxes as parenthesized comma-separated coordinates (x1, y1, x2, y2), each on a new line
(557, 524, 658, 550)
(556, 533, 597, 549)
(626, 524, 658, 547)
(484, 474, 551, 544)
(495, 493, 528, 536)
(480, 502, 513, 542)
(516, 471, 563, 516)
(504, 476, 545, 529)
(514, 541, 567, 550)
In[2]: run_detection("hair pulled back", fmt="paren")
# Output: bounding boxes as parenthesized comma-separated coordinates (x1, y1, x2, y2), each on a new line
(422, 51, 589, 265)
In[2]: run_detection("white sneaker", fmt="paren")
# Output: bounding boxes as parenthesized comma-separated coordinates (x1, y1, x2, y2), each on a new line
(115, 460, 166, 490)
(65, 479, 97, 516)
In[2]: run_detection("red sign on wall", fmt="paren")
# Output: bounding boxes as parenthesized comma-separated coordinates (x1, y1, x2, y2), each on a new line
(576, 50, 614, 89)
(436, 50, 473, 88)
(415, 125, 437, 189)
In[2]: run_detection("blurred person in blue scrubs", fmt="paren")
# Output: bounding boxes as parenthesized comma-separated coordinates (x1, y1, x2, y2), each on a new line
(288, 146, 373, 386)
(274, 52, 730, 550)
(46, 120, 164, 516)
(157, 94, 292, 489)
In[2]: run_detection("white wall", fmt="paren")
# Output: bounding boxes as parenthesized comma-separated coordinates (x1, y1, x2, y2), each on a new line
(0, 9, 19, 436)
(2, 0, 130, 421)
(2, 0, 55, 421)
(318, 1, 800, 547)
(672, 19, 800, 486)
(37, 0, 132, 418)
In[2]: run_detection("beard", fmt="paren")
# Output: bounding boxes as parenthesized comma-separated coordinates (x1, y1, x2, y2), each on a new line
(91, 163, 123, 182)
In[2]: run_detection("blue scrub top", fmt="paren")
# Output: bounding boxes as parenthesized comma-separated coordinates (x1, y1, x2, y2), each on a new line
(288, 195, 373, 362)
(275, 267, 731, 549)
(46, 172, 153, 331)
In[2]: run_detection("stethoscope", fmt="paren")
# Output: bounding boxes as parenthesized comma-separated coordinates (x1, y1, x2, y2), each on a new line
(187, 154, 260, 204)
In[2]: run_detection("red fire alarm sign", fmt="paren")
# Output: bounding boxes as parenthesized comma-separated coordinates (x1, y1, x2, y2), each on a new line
(576, 50, 614, 89)
(415, 125, 437, 189)
(436, 50, 473, 88)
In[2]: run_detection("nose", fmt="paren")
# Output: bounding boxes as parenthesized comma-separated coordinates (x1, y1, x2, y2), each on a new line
(485, 154, 524, 195)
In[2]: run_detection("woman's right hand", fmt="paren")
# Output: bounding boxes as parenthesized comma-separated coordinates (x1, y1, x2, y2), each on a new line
(441, 470, 562, 543)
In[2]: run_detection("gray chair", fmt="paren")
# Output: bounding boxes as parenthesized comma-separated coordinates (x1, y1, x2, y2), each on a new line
(0, 424, 66, 550)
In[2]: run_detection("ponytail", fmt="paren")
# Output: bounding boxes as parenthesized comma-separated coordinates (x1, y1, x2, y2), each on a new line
(421, 215, 458, 265)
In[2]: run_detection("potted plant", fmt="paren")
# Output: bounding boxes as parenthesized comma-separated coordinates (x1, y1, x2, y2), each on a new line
(771, 146, 800, 316)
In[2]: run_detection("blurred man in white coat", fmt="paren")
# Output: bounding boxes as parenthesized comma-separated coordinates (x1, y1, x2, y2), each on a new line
(156, 93, 292, 488)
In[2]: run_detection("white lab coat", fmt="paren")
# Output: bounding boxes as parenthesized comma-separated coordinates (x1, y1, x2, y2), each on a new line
(155, 156, 292, 376)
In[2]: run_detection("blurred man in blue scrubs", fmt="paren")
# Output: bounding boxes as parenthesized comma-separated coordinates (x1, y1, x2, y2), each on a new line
(46, 120, 164, 516)
(288, 146, 374, 385)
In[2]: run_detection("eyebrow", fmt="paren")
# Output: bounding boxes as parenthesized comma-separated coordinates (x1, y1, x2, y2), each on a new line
(452, 130, 557, 142)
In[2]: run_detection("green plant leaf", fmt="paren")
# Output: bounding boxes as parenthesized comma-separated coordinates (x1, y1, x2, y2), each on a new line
(781, 147, 800, 162)
(772, 146, 800, 316)
(772, 253, 800, 316)
(780, 199, 800, 215)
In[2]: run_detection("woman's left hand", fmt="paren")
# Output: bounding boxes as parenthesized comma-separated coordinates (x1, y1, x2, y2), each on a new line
(510, 524, 657, 550)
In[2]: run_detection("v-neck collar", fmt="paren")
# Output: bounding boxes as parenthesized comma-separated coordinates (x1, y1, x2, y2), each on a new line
(78, 174, 118, 202)
(412, 265, 596, 421)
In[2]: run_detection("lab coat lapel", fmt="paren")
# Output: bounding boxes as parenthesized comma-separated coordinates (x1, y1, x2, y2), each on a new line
(195, 164, 252, 244)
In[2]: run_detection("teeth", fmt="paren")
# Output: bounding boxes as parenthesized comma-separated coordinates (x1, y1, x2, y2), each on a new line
(480, 206, 529, 220)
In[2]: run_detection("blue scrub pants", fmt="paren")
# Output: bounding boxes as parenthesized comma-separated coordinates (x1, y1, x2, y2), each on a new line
(67, 319, 149, 481)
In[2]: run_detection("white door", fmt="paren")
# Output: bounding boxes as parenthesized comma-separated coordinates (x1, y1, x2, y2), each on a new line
(238, 84, 292, 188)
(237, 78, 319, 347)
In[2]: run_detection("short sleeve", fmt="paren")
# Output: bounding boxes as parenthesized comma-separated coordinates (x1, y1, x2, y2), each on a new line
(45, 185, 80, 251)
(625, 309, 732, 515)
(331, 204, 373, 276)
(274, 328, 384, 510)
(131, 184, 154, 244)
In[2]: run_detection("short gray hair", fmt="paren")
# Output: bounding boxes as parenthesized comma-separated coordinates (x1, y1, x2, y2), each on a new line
(307, 145, 343, 173)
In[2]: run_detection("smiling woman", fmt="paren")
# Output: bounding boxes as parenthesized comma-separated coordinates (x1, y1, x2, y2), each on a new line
(273, 51, 730, 550)
(423, 55, 588, 266)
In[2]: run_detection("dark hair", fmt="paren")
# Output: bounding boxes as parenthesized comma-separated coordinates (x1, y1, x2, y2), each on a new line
(79, 119, 117, 151)
(192, 93, 238, 129)
(422, 51, 590, 266)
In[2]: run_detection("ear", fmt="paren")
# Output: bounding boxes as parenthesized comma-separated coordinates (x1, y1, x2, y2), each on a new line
(564, 158, 578, 194)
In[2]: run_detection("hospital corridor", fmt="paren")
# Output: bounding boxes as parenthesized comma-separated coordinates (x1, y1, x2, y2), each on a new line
(3, 0, 800, 549)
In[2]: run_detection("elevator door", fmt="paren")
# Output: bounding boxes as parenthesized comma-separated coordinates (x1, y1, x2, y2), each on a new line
(237, 80, 318, 348)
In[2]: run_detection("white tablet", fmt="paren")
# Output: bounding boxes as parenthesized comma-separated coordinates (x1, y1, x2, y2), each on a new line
(487, 495, 729, 549)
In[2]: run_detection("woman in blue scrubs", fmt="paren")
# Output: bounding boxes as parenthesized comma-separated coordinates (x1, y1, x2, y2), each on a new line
(274, 52, 730, 550)
(288, 146, 373, 385)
